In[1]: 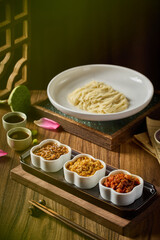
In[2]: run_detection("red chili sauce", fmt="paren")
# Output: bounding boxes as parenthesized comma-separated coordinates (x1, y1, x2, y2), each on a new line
(103, 173, 140, 193)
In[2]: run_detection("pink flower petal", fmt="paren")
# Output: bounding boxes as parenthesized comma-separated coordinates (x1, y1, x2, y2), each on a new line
(34, 118, 60, 130)
(0, 150, 7, 157)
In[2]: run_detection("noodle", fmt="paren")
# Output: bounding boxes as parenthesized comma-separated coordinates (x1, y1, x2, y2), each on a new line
(68, 81, 129, 114)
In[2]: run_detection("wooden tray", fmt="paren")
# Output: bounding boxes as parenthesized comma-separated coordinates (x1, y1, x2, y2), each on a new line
(32, 94, 160, 150)
(20, 149, 157, 219)
(11, 164, 160, 237)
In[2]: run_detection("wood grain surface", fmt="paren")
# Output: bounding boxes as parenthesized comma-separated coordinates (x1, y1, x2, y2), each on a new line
(0, 90, 160, 240)
(33, 98, 160, 150)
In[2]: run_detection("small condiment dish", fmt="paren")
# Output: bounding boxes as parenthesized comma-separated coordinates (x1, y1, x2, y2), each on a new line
(154, 129, 160, 144)
(63, 154, 106, 189)
(99, 169, 144, 206)
(7, 127, 32, 151)
(2, 111, 27, 131)
(30, 139, 71, 172)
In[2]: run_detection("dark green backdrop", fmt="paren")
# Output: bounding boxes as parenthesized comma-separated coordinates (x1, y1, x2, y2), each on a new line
(1, 0, 160, 91)
(29, 0, 160, 90)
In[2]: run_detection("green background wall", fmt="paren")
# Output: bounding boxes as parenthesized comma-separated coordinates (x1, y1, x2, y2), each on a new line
(29, 0, 160, 90)
(1, 0, 160, 91)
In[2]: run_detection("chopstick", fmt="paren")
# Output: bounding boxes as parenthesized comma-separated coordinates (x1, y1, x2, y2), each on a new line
(29, 200, 105, 240)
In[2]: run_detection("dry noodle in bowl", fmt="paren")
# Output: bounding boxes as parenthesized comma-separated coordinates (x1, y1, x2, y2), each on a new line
(47, 64, 154, 121)
(63, 154, 106, 189)
(99, 169, 144, 206)
(68, 80, 129, 114)
(30, 139, 71, 172)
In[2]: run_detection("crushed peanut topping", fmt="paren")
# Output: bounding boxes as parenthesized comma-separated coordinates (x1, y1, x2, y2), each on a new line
(67, 156, 104, 177)
(33, 142, 69, 160)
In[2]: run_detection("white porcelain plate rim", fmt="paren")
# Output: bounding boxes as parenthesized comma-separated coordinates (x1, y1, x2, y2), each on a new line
(47, 64, 154, 121)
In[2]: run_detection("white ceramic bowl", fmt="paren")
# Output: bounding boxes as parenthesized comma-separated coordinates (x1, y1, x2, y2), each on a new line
(47, 64, 154, 121)
(99, 169, 144, 206)
(2, 111, 27, 131)
(63, 154, 106, 189)
(30, 139, 71, 172)
(7, 127, 32, 151)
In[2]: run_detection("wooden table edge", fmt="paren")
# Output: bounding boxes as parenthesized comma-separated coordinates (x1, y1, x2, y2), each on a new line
(10, 165, 160, 238)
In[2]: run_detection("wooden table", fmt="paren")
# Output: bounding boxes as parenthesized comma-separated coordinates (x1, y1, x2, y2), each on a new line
(0, 90, 160, 240)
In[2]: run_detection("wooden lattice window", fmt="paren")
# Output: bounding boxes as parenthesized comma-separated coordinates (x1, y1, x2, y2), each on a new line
(0, 0, 30, 98)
